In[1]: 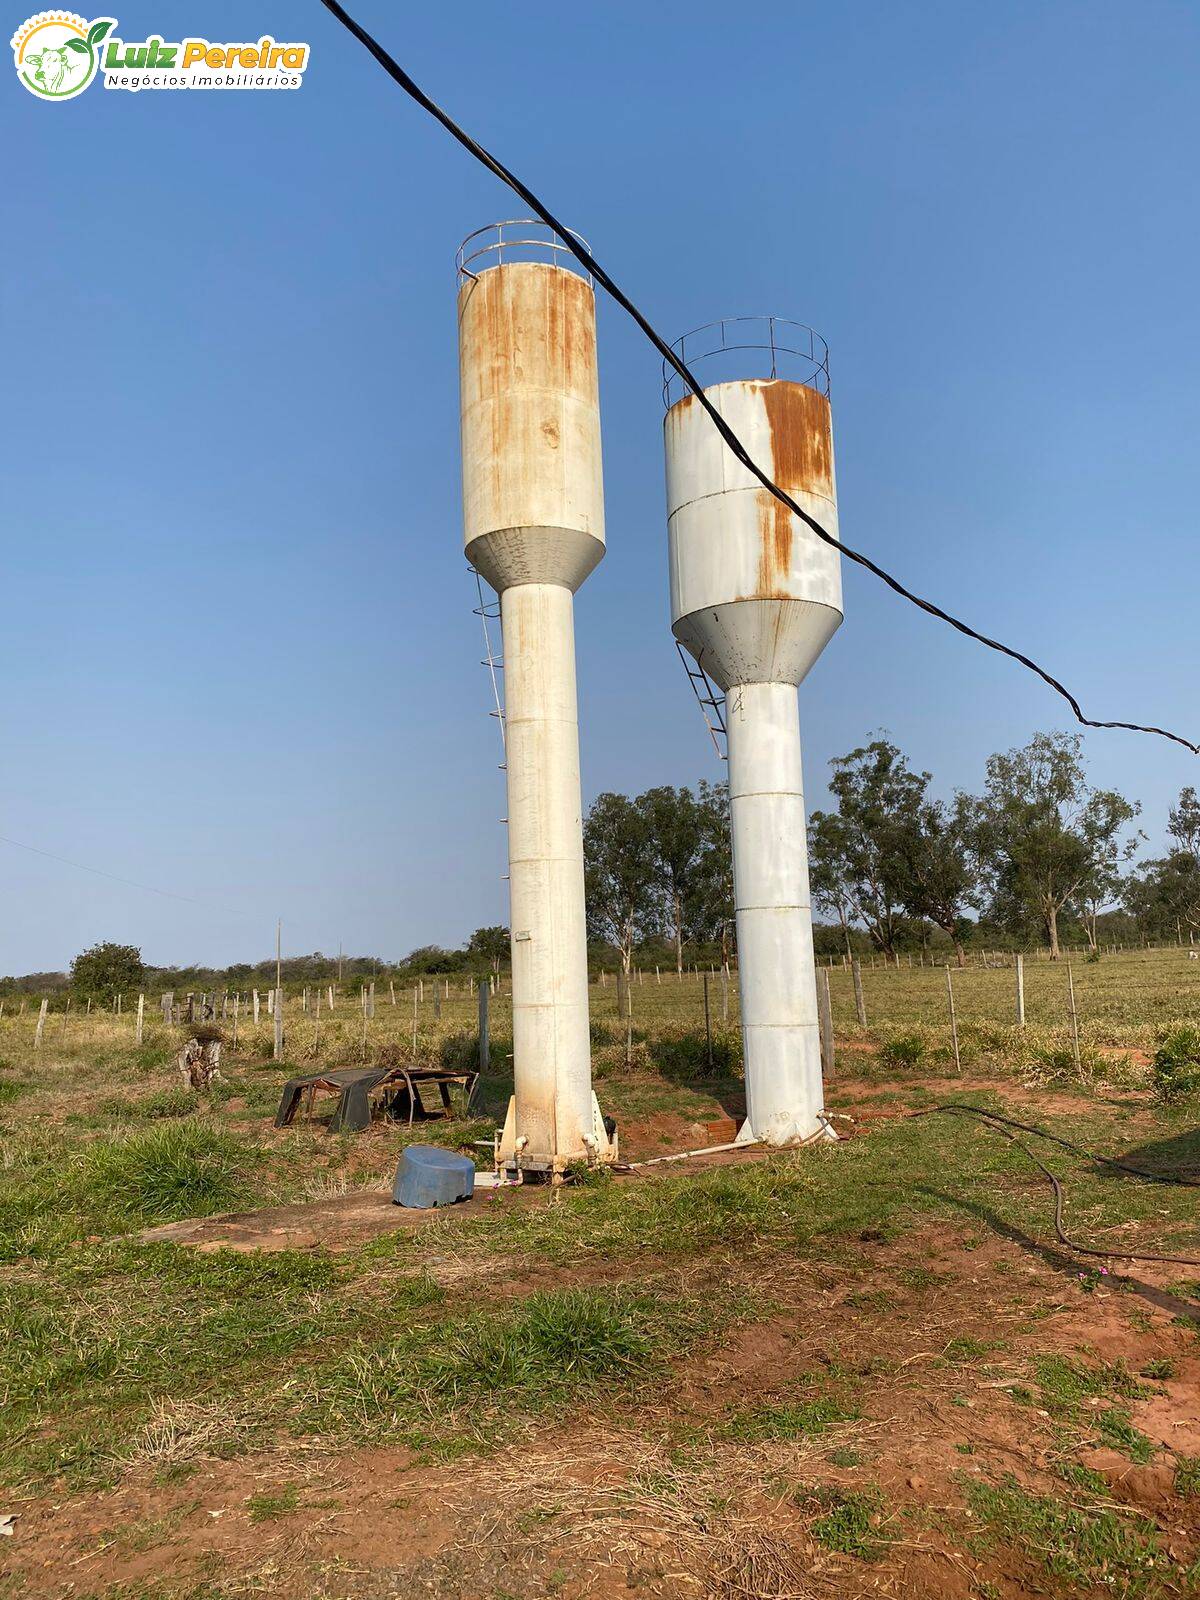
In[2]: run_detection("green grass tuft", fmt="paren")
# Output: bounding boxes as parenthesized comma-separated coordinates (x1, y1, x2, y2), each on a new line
(720, 1391, 859, 1443)
(314, 1284, 717, 1443)
(79, 1123, 249, 1224)
(965, 1472, 1171, 1595)
(246, 1483, 300, 1522)
(795, 1484, 889, 1560)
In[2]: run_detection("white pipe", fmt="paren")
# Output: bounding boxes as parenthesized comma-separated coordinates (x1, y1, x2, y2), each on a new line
(725, 680, 826, 1144)
(501, 582, 593, 1163)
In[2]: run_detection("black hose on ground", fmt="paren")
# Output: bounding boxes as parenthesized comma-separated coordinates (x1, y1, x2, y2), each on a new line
(910, 1102, 1200, 1269)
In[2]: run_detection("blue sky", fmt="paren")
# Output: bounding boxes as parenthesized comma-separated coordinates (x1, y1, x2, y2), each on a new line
(3, 0, 1197, 974)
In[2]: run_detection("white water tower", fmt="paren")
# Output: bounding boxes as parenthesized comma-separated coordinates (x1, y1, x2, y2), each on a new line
(663, 318, 842, 1144)
(456, 221, 615, 1176)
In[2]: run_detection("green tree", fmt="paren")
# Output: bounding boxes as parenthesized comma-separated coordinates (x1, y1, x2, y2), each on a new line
(808, 738, 925, 962)
(1125, 852, 1200, 942)
(808, 810, 858, 960)
(642, 784, 727, 977)
(401, 945, 459, 975)
(584, 792, 662, 982)
(1124, 785, 1200, 944)
(70, 941, 144, 1005)
(889, 791, 982, 967)
(682, 780, 735, 967)
(1169, 786, 1200, 856)
(978, 732, 1139, 959)
(465, 925, 509, 973)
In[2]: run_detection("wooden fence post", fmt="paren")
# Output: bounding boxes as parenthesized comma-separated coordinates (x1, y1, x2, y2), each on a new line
(34, 997, 48, 1049)
(136, 993, 144, 1047)
(1015, 954, 1025, 1027)
(945, 966, 961, 1073)
(817, 967, 835, 1079)
(1067, 962, 1081, 1074)
(478, 979, 489, 1073)
(623, 966, 633, 1067)
(852, 960, 867, 1028)
(702, 971, 713, 1071)
(720, 963, 729, 1025)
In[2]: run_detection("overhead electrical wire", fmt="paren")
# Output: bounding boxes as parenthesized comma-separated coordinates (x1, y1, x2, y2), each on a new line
(316, 0, 1198, 757)
(0, 834, 267, 926)
(0, 834, 205, 907)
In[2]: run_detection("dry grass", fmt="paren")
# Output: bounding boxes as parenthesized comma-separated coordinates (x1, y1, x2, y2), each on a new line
(130, 1397, 258, 1466)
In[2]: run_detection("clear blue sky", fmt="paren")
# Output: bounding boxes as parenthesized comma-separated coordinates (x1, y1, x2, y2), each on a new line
(3, 0, 1197, 974)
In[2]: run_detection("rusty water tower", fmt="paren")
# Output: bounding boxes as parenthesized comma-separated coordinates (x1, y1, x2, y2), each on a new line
(663, 318, 842, 1144)
(456, 220, 615, 1176)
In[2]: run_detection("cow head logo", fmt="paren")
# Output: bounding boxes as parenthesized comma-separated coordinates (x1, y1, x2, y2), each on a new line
(11, 12, 114, 99)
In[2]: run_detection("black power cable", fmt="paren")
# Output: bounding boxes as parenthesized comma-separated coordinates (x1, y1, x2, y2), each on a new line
(913, 1101, 1200, 1185)
(913, 1103, 1200, 1269)
(316, 0, 1198, 759)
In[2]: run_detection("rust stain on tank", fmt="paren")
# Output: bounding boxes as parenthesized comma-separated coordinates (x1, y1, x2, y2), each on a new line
(460, 264, 596, 453)
(758, 380, 833, 497)
(754, 380, 833, 595)
(757, 495, 794, 595)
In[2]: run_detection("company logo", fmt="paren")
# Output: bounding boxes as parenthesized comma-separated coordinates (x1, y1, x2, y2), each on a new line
(11, 13, 310, 96)
(12, 11, 114, 99)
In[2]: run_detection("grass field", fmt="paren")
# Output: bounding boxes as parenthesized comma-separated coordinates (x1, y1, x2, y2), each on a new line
(1, 949, 1199, 1598)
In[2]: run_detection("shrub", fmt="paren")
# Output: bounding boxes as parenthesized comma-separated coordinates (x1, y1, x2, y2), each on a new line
(1024, 1041, 1108, 1087)
(878, 1033, 928, 1071)
(1150, 1028, 1200, 1102)
(646, 1028, 741, 1082)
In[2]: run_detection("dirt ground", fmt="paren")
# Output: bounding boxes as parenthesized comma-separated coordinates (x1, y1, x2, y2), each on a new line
(4, 1076, 1199, 1600)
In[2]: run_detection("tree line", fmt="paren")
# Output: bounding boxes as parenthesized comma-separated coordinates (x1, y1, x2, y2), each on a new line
(6, 729, 1193, 997)
(582, 730, 1191, 969)
(808, 730, 1144, 964)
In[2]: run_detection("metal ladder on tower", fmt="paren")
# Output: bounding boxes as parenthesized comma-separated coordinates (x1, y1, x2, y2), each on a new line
(471, 568, 510, 878)
(676, 641, 728, 763)
(471, 567, 506, 764)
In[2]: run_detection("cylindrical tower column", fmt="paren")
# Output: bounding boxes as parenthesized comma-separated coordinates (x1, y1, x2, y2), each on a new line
(456, 222, 613, 1173)
(725, 681, 821, 1142)
(662, 319, 842, 1146)
(501, 581, 593, 1161)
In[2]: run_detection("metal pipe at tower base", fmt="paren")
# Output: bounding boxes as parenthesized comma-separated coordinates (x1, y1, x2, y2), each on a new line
(725, 681, 824, 1144)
